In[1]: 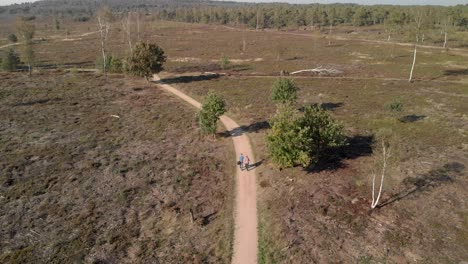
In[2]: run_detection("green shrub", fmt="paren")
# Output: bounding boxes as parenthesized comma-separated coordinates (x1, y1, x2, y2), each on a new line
(220, 54, 230, 70)
(271, 78, 298, 105)
(8, 34, 17, 43)
(386, 98, 403, 113)
(96, 55, 123, 73)
(127, 42, 166, 79)
(198, 91, 227, 135)
(266, 105, 346, 168)
(1, 48, 21, 72)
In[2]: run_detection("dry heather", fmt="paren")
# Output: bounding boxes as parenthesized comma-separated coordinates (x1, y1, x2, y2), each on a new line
(171, 76, 468, 263)
(0, 71, 234, 263)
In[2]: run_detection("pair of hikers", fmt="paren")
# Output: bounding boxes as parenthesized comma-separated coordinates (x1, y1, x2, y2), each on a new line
(238, 153, 250, 171)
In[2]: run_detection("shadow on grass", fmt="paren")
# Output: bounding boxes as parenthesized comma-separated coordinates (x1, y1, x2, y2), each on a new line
(229, 64, 251, 72)
(37, 61, 94, 69)
(399, 114, 426, 123)
(307, 135, 374, 173)
(218, 120, 270, 138)
(299, 102, 344, 112)
(161, 74, 221, 84)
(171, 63, 221, 74)
(14, 97, 62, 106)
(377, 162, 465, 208)
(443, 68, 468, 76)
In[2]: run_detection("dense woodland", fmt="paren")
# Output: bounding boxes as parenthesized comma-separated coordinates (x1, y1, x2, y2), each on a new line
(1, 0, 467, 31)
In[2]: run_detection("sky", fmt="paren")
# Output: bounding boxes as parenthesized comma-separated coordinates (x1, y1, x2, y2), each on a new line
(0, 0, 466, 6)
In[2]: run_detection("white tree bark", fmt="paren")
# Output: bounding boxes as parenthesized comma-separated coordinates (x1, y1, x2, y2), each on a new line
(443, 32, 447, 48)
(371, 141, 391, 209)
(409, 44, 417, 82)
(124, 12, 133, 54)
(137, 11, 140, 42)
(98, 16, 110, 76)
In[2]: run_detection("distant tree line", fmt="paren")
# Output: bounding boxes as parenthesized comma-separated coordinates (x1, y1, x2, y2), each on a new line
(153, 4, 468, 30)
(1, 0, 466, 31)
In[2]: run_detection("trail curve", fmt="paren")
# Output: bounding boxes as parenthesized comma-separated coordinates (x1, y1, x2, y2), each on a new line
(152, 74, 258, 264)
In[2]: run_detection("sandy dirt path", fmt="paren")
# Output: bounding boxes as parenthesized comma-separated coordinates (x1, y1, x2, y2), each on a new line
(153, 74, 258, 264)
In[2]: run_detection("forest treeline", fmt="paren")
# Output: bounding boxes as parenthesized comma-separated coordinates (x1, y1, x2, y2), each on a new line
(155, 4, 468, 30)
(1, 0, 467, 30)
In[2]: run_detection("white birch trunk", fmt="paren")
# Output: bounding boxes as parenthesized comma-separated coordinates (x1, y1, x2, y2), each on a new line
(98, 16, 109, 77)
(371, 141, 391, 209)
(409, 44, 417, 82)
(443, 32, 447, 48)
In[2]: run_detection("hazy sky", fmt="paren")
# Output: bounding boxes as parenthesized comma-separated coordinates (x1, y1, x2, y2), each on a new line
(0, 0, 466, 6)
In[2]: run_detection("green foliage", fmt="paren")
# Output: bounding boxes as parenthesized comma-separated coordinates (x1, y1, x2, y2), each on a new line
(8, 34, 17, 43)
(266, 105, 308, 167)
(386, 98, 403, 114)
(16, 18, 35, 43)
(198, 91, 227, 135)
(54, 17, 60, 30)
(266, 105, 346, 168)
(271, 78, 298, 105)
(220, 54, 230, 70)
(298, 105, 347, 164)
(95, 55, 124, 73)
(127, 42, 166, 79)
(1, 48, 21, 72)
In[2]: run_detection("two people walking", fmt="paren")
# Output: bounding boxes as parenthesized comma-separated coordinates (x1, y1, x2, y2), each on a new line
(238, 153, 250, 171)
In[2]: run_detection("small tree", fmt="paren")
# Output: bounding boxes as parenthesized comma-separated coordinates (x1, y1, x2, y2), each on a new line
(16, 18, 35, 76)
(266, 105, 346, 168)
(271, 78, 298, 105)
(370, 129, 395, 209)
(198, 91, 227, 135)
(1, 49, 21, 72)
(8, 34, 17, 43)
(127, 42, 166, 80)
(385, 98, 403, 116)
(220, 54, 230, 70)
(266, 105, 308, 168)
(97, 7, 113, 77)
(298, 105, 347, 165)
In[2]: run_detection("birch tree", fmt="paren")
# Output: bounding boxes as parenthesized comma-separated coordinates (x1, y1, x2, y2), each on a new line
(370, 129, 397, 209)
(441, 16, 452, 49)
(122, 12, 133, 54)
(16, 18, 35, 76)
(408, 10, 425, 83)
(97, 7, 112, 77)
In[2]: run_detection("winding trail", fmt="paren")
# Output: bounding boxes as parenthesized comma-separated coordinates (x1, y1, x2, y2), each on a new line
(152, 75, 258, 264)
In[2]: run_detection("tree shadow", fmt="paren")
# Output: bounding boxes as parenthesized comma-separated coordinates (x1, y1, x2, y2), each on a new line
(377, 162, 465, 208)
(13, 97, 62, 106)
(218, 120, 270, 138)
(299, 102, 344, 112)
(161, 74, 221, 84)
(229, 64, 251, 72)
(443, 68, 468, 76)
(171, 64, 221, 73)
(201, 211, 217, 226)
(306, 135, 374, 173)
(399, 114, 426, 123)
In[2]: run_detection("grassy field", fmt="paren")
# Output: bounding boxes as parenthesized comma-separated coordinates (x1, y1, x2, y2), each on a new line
(0, 71, 235, 263)
(1, 16, 467, 263)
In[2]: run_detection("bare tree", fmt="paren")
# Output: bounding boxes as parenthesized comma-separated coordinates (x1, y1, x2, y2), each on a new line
(371, 140, 392, 209)
(16, 18, 35, 76)
(441, 16, 452, 49)
(256, 8, 263, 30)
(97, 7, 112, 76)
(409, 11, 424, 83)
(136, 10, 141, 42)
(122, 12, 133, 54)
